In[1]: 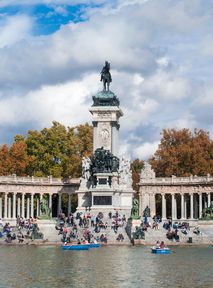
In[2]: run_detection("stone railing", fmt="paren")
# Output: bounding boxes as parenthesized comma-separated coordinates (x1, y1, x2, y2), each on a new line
(0, 175, 80, 185)
(140, 175, 213, 185)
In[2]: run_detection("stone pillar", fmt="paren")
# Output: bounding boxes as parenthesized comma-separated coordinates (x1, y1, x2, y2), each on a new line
(26, 196, 30, 219)
(190, 194, 194, 219)
(4, 193, 8, 219)
(162, 194, 166, 220)
(31, 194, 34, 218)
(174, 195, 177, 220)
(22, 193, 25, 218)
(199, 193, 202, 219)
(68, 194, 72, 215)
(36, 197, 40, 217)
(8, 196, 11, 219)
(39, 194, 43, 216)
(171, 194, 175, 219)
(49, 194, 52, 217)
(0, 194, 2, 219)
(149, 194, 156, 217)
(13, 193, 16, 219)
(207, 193, 211, 207)
(184, 197, 187, 219)
(181, 194, 185, 219)
(58, 194, 62, 215)
(17, 196, 21, 218)
(93, 121, 97, 153)
(111, 122, 119, 157)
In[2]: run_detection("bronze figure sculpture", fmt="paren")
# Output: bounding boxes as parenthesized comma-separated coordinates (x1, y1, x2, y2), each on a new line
(100, 61, 112, 91)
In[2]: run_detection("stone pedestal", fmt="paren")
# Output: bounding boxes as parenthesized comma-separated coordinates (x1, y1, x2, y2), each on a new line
(89, 104, 123, 157)
(77, 172, 134, 218)
(76, 89, 135, 217)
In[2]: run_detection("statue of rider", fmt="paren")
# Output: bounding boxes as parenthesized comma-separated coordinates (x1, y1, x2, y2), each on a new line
(100, 61, 112, 92)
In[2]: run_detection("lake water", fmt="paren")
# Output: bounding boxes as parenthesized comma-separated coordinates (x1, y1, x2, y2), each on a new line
(0, 245, 212, 288)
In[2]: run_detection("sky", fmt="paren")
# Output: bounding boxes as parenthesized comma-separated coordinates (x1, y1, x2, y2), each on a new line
(0, 0, 212, 160)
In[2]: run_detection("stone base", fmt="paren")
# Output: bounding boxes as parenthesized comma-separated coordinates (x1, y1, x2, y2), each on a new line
(76, 186, 134, 218)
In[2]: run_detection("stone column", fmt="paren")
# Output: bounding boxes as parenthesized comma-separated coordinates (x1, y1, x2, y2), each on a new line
(22, 193, 25, 218)
(181, 194, 185, 219)
(26, 196, 30, 219)
(199, 193, 202, 219)
(58, 194, 62, 215)
(149, 194, 156, 217)
(93, 121, 97, 153)
(36, 197, 40, 217)
(39, 194, 43, 216)
(162, 194, 166, 220)
(8, 196, 11, 219)
(68, 194, 72, 215)
(111, 122, 119, 157)
(31, 194, 34, 218)
(49, 194, 52, 217)
(174, 195, 177, 220)
(171, 194, 175, 220)
(0, 194, 2, 219)
(207, 193, 211, 207)
(190, 194, 194, 219)
(4, 193, 8, 219)
(13, 193, 16, 219)
(184, 197, 187, 219)
(17, 196, 21, 217)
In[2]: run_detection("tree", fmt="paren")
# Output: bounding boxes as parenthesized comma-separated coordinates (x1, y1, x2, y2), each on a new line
(25, 121, 93, 178)
(10, 139, 31, 176)
(149, 128, 213, 177)
(0, 144, 12, 175)
(131, 159, 144, 192)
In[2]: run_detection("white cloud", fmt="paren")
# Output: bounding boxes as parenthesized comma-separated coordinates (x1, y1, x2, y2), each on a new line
(135, 141, 159, 160)
(0, 0, 212, 160)
(0, 15, 32, 48)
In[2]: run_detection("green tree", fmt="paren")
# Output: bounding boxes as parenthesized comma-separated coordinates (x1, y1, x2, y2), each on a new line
(131, 159, 144, 192)
(149, 128, 213, 177)
(25, 121, 93, 177)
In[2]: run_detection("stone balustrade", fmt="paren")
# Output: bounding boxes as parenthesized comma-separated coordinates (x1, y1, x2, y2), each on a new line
(140, 174, 213, 184)
(0, 175, 80, 185)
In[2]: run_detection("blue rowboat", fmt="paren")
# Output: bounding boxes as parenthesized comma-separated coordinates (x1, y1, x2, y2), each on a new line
(62, 245, 89, 251)
(151, 247, 171, 254)
(87, 243, 100, 248)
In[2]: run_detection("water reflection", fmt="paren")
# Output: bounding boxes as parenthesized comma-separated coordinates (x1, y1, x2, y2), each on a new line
(0, 246, 212, 288)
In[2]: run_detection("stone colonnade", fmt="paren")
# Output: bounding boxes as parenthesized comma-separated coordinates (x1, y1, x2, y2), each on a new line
(139, 164, 213, 220)
(0, 192, 74, 219)
(146, 191, 212, 220)
(0, 176, 80, 220)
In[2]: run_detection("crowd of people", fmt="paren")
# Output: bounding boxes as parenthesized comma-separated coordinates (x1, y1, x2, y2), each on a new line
(55, 210, 127, 245)
(133, 214, 198, 244)
(0, 217, 42, 244)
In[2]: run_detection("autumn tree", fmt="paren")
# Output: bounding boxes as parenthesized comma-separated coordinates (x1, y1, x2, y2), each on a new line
(10, 138, 32, 176)
(149, 128, 213, 177)
(0, 144, 12, 175)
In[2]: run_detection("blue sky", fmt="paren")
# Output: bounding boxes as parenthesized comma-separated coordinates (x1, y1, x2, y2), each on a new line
(0, 2, 101, 35)
(0, 0, 212, 159)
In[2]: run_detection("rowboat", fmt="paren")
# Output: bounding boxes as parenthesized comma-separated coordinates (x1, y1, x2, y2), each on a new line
(151, 247, 171, 254)
(62, 244, 89, 250)
(87, 243, 100, 248)
(62, 243, 100, 250)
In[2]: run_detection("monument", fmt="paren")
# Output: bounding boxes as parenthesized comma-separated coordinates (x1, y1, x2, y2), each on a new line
(76, 62, 135, 217)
